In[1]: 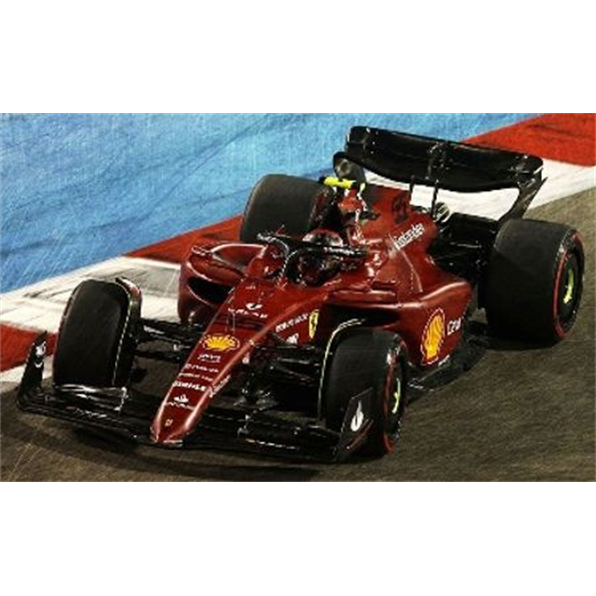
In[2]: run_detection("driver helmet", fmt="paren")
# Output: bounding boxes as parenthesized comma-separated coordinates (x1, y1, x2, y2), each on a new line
(297, 229, 344, 286)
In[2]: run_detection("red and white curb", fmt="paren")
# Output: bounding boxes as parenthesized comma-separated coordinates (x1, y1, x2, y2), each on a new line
(1, 258, 180, 388)
(2, 114, 594, 389)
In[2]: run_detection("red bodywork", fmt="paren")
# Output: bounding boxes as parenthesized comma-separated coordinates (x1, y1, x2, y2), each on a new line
(151, 183, 472, 445)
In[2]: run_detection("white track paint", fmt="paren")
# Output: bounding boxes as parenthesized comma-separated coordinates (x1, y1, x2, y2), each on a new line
(533, 161, 596, 207)
(0, 357, 53, 392)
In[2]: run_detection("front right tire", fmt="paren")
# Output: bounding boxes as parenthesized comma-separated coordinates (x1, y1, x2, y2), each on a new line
(323, 328, 408, 457)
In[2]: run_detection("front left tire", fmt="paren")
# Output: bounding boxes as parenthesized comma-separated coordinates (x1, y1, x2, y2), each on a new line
(53, 279, 140, 387)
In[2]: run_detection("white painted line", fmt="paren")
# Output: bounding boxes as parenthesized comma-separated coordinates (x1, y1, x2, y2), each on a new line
(533, 161, 596, 208)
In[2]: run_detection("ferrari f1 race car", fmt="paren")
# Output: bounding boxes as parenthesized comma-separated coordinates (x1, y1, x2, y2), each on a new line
(18, 127, 585, 461)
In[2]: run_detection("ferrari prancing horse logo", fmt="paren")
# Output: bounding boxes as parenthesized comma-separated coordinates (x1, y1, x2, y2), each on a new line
(421, 309, 446, 365)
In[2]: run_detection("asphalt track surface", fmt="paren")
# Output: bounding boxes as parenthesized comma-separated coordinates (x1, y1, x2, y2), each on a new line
(1, 190, 594, 481)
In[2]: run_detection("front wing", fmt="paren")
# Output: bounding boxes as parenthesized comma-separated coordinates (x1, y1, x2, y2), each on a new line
(17, 334, 372, 462)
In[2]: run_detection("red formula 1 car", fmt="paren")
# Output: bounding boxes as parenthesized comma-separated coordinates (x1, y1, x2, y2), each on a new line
(18, 127, 584, 461)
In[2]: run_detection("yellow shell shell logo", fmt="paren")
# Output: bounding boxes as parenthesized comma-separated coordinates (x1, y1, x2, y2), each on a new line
(202, 334, 240, 352)
(309, 310, 320, 339)
(421, 309, 445, 364)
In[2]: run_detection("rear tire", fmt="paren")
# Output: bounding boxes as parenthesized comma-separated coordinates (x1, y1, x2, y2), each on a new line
(240, 175, 331, 243)
(323, 328, 408, 457)
(53, 280, 141, 387)
(485, 219, 584, 343)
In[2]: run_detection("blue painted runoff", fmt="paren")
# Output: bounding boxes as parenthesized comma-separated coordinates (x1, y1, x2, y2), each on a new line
(0, 113, 537, 292)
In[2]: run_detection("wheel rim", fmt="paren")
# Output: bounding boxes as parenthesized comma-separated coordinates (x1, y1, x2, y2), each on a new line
(383, 351, 405, 443)
(555, 250, 582, 333)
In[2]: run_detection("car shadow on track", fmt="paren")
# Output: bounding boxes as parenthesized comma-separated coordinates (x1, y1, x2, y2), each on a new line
(468, 320, 556, 353)
(1, 391, 321, 482)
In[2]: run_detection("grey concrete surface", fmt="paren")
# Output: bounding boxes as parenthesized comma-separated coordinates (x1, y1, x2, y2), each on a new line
(2, 190, 594, 481)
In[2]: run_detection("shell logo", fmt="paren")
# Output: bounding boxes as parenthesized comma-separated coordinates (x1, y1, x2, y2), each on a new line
(421, 309, 446, 365)
(202, 334, 240, 352)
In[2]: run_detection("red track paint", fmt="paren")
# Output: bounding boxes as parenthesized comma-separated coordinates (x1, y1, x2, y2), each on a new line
(127, 216, 241, 263)
(470, 114, 596, 167)
(0, 325, 56, 372)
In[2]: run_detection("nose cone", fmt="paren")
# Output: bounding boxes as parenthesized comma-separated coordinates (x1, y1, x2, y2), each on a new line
(151, 393, 202, 447)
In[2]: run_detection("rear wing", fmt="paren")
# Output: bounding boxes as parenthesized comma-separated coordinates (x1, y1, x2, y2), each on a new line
(334, 126, 545, 222)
